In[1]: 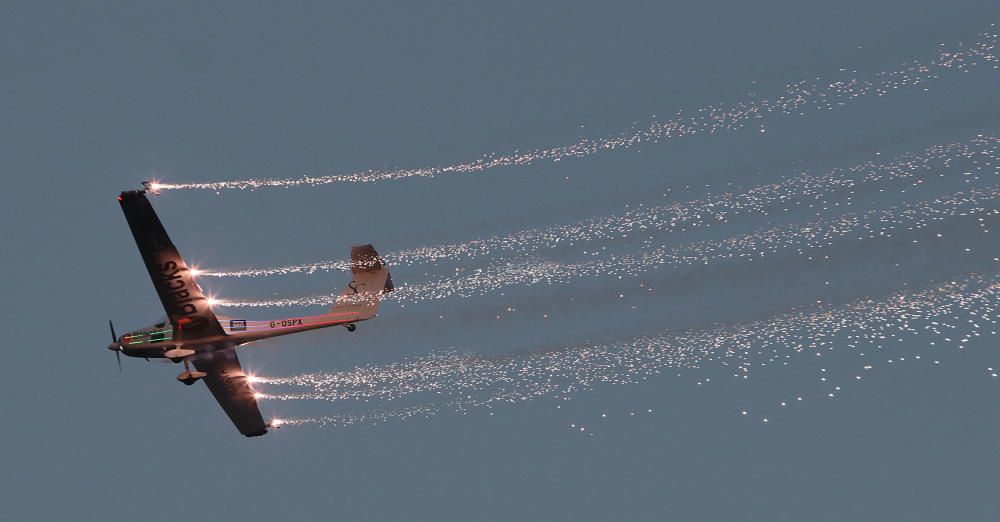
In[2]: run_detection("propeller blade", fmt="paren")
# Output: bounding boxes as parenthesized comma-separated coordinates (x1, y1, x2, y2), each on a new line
(109, 320, 122, 372)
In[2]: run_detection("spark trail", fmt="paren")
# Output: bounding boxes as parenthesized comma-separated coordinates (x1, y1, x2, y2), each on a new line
(157, 31, 997, 192)
(201, 135, 999, 278)
(217, 186, 1000, 308)
(259, 272, 1000, 428)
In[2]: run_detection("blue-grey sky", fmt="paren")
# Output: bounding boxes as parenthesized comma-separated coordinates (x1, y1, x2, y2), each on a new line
(1, 2, 999, 521)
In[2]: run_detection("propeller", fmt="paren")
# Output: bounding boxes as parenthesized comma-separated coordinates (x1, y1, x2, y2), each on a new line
(109, 319, 121, 372)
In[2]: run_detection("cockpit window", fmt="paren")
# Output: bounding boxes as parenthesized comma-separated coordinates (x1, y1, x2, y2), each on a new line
(123, 324, 175, 344)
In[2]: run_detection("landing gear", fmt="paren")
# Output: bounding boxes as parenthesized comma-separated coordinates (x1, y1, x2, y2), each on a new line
(164, 347, 196, 363)
(345, 323, 356, 332)
(176, 359, 207, 385)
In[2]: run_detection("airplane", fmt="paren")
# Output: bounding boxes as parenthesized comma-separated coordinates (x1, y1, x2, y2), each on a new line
(108, 186, 393, 437)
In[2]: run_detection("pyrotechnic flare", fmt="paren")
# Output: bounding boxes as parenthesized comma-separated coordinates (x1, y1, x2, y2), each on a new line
(155, 31, 996, 192)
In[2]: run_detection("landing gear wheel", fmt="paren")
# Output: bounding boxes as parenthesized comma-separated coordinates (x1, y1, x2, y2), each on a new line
(345, 323, 356, 332)
(176, 360, 207, 385)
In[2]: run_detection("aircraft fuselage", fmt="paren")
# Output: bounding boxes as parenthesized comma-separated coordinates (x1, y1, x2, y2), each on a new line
(108, 311, 361, 360)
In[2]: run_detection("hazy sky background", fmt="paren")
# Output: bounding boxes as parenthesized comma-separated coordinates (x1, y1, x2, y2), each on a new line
(1, 2, 998, 520)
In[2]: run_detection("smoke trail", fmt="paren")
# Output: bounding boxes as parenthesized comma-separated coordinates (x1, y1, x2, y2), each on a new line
(157, 31, 997, 192)
(217, 186, 1000, 308)
(200, 135, 999, 278)
(262, 272, 1000, 428)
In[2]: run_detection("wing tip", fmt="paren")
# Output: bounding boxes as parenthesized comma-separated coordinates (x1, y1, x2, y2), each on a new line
(119, 189, 147, 200)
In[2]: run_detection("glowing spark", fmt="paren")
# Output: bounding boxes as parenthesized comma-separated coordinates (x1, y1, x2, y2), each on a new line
(200, 135, 1000, 279)
(253, 273, 1000, 428)
(155, 31, 997, 192)
(218, 185, 1000, 308)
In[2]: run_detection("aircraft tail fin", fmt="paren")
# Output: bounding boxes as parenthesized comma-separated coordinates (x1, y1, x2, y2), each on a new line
(330, 244, 393, 321)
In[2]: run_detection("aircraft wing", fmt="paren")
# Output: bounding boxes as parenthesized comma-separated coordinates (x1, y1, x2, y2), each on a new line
(192, 349, 268, 437)
(118, 190, 225, 341)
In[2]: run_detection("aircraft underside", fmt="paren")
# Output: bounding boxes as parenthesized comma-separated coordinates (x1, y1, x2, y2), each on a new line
(109, 188, 392, 437)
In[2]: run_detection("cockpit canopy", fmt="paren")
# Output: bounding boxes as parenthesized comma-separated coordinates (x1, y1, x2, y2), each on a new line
(120, 319, 174, 345)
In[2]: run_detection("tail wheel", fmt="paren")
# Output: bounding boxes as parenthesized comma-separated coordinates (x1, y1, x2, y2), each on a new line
(345, 323, 356, 332)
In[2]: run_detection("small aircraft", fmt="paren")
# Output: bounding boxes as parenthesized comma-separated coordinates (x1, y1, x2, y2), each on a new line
(108, 186, 393, 437)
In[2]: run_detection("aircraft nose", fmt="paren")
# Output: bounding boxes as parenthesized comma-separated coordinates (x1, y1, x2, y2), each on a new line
(107, 343, 121, 352)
